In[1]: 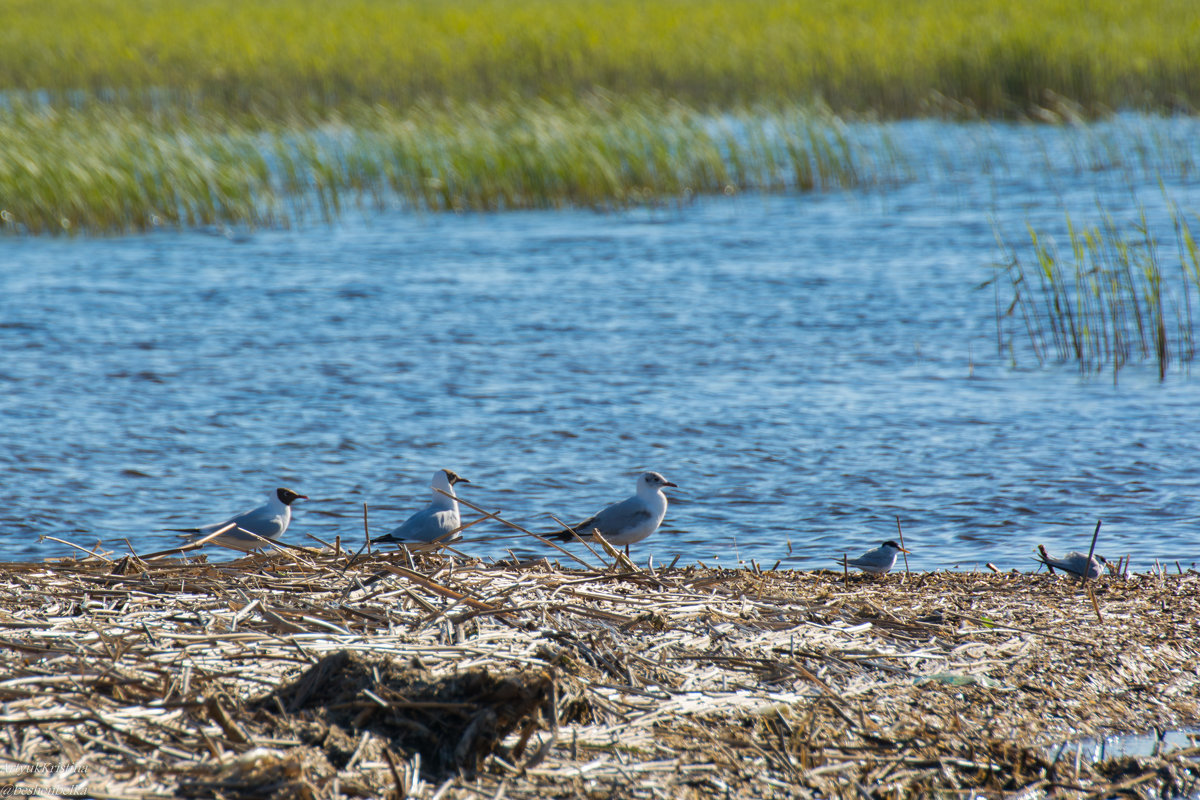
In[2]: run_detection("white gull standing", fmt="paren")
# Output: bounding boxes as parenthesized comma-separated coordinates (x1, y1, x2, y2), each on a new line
(552, 471, 677, 546)
(373, 469, 470, 551)
(171, 487, 307, 552)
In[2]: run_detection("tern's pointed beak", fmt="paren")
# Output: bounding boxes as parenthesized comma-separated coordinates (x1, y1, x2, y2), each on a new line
(898, 547, 911, 554)
(663, 481, 678, 488)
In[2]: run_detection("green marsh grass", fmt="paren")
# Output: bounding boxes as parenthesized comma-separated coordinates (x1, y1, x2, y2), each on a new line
(1, 0, 1198, 117)
(994, 207, 1200, 379)
(0, 98, 899, 234)
(0, 105, 282, 233)
(3, 0, 1199, 234)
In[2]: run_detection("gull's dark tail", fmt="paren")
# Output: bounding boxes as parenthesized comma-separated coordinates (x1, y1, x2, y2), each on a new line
(548, 515, 595, 542)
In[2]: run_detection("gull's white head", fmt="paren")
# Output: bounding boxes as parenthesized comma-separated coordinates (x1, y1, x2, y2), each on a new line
(637, 471, 677, 495)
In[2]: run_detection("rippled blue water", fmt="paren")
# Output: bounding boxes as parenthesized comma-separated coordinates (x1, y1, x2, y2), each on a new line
(2, 115, 1199, 570)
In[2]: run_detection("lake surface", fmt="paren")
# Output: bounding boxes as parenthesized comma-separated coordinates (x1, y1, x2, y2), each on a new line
(2, 115, 1199, 571)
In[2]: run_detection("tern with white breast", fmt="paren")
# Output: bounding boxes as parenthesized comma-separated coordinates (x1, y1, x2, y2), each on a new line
(844, 539, 910, 575)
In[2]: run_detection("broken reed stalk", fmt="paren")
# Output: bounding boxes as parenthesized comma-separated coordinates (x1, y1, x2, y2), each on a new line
(363, 502, 371, 554)
(38, 535, 116, 563)
(547, 515, 612, 570)
(895, 516, 910, 576)
(135, 521, 240, 560)
(1037, 544, 1056, 575)
(1081, 519, 1102, 585)
(304, 532, 338, 550)
(1087, 585, 1103, 623)
(448, 490, 596, 571)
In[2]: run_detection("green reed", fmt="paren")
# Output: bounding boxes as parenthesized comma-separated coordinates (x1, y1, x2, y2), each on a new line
(993, 206, 1200, 379)
(1, 0, 1197, 118)
(0, 105, 282, 233)
(0, 98, 898, 234)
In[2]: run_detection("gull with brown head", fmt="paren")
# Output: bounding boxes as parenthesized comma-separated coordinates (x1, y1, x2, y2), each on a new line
(373, 469, 471, 552)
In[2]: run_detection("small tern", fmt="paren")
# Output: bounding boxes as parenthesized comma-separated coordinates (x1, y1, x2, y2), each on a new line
(372, 469, 470, 551)
(551, 471, 677, 546)
(845, 540, 910, 575)
(172, 487, 307, 552)
(1034, 545, 1107, 579)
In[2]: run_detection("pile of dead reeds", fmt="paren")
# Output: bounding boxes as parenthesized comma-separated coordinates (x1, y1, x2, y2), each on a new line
(0, 539, 1196, 798)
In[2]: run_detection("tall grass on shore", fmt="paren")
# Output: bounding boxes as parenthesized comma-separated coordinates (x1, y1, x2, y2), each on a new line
(1, 0, 1197, 118)
(993, 207, 1200, 379)
(0, 98, 897, 234)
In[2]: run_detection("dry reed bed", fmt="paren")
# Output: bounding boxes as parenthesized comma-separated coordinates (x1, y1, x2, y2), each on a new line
(0, 547, 1197, 798)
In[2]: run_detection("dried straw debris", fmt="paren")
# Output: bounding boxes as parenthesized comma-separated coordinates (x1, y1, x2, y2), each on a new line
(0, 547, 1195, 798)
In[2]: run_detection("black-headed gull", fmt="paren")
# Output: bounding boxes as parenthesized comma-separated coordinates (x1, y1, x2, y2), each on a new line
(845, 540, 910, 575)
(173, 487, 307, 552)
(552, 471, 677, 546)
(1034, 545, 1107, 578)
(373, 469, 470, 551)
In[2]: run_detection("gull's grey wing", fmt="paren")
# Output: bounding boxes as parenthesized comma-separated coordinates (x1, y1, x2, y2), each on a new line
(585, 496, 652, 538)
(377, 507, 458, 544)
(180, 503, 286, 550)
(553, 495, 652, 541)
(229, 504, 286, 537)
(192, 504, 274, 536)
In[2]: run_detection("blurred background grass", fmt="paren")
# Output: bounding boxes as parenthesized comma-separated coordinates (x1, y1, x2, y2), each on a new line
(2, 0, 1198, 233)
(3, 0, 1196, 117)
